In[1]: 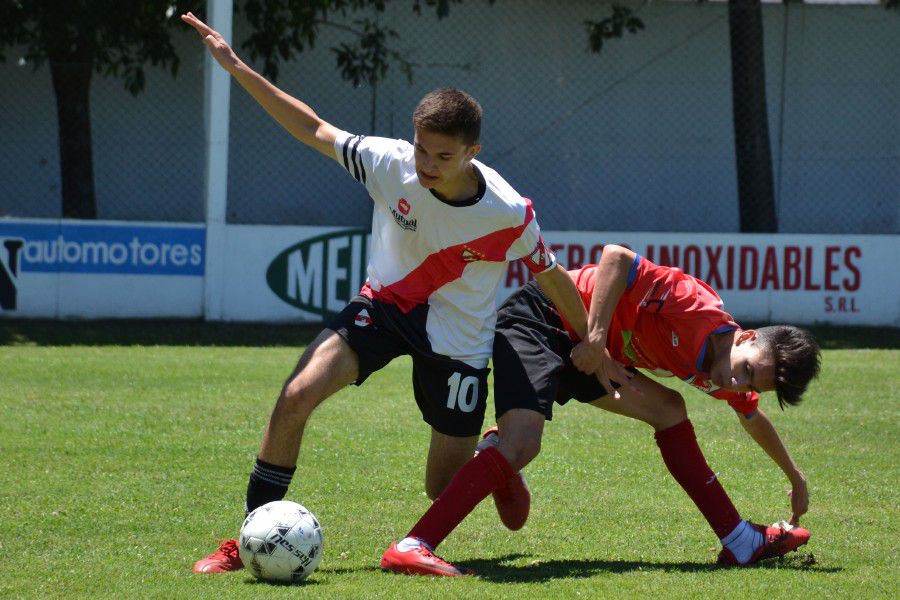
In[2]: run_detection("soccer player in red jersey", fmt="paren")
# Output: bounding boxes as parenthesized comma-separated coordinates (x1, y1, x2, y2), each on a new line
(181, 13, 597, 575)
(381, 244, 821, 575)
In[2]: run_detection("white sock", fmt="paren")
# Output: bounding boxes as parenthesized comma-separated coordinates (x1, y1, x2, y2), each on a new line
(720, 520, 763, 564)
(396, 536, 431, 552)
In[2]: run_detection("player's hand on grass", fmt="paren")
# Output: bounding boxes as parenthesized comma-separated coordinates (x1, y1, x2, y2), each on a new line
(788, 472, 809, 526)
(181, 12, 240, 73)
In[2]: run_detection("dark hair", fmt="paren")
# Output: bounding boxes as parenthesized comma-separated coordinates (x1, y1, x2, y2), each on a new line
(756, 325, 821, 410)
(412, 88, 482, 145)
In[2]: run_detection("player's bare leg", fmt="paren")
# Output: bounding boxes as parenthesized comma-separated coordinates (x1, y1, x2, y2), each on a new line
(424, 429, 479, 499)
(194, 329, 358, 574)
(259, 329, 359, 467)
(589, 371, 809, 565)
(494, 409, 545, 470)
(587, 370, 687, 430)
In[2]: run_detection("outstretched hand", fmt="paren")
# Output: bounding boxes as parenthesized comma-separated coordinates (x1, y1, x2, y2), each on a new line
(181, 12, 239, 73)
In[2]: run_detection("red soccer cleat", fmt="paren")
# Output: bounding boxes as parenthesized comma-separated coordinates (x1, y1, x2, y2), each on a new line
(477, 427, 530, 531)
(380, 541, 473, 577)
(193, 538, 244, 573)
(717, 522, 811, 566)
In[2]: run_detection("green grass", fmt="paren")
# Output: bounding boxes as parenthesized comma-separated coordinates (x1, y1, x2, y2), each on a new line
(0, 322, 897, 598)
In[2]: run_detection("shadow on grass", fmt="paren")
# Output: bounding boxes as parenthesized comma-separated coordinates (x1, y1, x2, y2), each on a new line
(242, 575, 322, 587)
(295, 552, 841, 582)
(2, 318, 898, 349)
(457, 553, 842, 582)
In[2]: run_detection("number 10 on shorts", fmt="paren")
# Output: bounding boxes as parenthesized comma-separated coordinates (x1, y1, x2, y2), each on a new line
(447, 372, 479, 413)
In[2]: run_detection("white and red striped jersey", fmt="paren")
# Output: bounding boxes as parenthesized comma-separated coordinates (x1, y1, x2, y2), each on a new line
(333, 132, 555, 368)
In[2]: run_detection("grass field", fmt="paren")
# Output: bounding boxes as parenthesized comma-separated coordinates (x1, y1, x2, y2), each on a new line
(1, 321, 897, 599)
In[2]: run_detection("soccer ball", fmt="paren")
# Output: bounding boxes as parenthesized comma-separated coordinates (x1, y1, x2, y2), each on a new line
(238, 500, 323, 583)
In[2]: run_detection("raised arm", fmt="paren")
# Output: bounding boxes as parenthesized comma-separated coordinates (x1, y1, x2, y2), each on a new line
(738, 408, 809, 525)
(181, 12, 341, 158)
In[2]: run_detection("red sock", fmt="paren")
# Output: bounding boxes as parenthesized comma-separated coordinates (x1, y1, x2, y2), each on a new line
(655, 419, 742, 539)
(407, 446, 516, 549)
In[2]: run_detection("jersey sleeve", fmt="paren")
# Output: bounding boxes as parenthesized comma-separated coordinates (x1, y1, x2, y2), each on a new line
(333, 131, 406, 198)
(710, 389, 760, 418)
(505, 198, 557, 274)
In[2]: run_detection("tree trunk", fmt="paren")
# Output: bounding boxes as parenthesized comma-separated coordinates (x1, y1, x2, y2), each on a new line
(49, 52, 97, 219)
(728, 0, 777, 233)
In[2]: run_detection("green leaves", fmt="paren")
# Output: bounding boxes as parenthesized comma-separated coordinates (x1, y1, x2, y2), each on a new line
(584, 4, 645, 55)
(240, 0, 450, 86)
(332, 19, 410, 87)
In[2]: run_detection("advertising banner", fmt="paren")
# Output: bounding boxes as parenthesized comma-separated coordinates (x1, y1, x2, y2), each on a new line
(0, 219, 205, 318)
(2, 219, 896, 326)
(222, 226, 899, 327)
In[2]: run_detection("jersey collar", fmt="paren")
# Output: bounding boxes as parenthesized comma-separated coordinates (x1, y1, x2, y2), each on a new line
(696, 325, 738, 374)
(429, 164, 486, 207)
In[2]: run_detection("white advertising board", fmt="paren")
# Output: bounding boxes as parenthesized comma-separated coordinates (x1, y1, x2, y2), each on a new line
(2, 219, 896, 326)
(0, 219, 205, 319)
(220, 225, 900, 327)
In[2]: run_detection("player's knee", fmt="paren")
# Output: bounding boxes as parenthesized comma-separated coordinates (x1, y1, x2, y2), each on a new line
(500, 437, 541, 471)
(275, 377, 320, 422)
(654, 390, 687, 429)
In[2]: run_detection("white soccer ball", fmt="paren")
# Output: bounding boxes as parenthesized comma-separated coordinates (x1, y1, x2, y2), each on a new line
(238, 500, 323, 583)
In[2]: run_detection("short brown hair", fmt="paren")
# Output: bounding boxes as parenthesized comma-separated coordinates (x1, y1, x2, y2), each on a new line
(412, 88, 482, 145)
(756, 325, 822, 409)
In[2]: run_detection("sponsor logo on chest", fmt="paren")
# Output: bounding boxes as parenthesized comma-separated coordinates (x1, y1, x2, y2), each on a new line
(390, 198, 417, 231)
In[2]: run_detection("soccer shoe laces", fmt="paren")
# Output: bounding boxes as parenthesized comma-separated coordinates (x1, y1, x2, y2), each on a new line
(211, 538, 240, 560)
(418, 546, 470, 573)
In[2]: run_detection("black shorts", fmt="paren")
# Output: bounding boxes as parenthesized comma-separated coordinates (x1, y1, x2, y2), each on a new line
(493, 281, 611, 421)
(327, 295, 489, 437)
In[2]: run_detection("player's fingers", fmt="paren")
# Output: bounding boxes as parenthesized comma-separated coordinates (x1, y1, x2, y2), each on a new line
(616, 365, 643, 395)
(182, 13, 215, 37)
(598, 372, 619, 400)
(606, 377, 620, 400)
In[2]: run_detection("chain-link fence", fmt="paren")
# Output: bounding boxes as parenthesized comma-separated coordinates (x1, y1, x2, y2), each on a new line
(0, 22, 206, 222)
(1, 1, 897, 233)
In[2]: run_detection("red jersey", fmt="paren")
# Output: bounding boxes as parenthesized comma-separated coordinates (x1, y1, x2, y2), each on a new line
(564, 255, 759, 417)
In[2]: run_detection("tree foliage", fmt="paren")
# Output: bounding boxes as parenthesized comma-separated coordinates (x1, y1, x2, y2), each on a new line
(585, 4, 644, 54)
(0, 1, 204, 95)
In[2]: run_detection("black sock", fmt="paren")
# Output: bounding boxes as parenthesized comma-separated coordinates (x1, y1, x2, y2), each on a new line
(245, 457, 296, 513)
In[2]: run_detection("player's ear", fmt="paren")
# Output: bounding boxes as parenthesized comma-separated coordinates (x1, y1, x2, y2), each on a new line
(466, 143, 481, 161)
(736, 329, 757, 345)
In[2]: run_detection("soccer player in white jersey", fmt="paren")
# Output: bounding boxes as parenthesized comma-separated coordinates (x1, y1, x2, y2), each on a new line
(182, 13, 601, 574)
